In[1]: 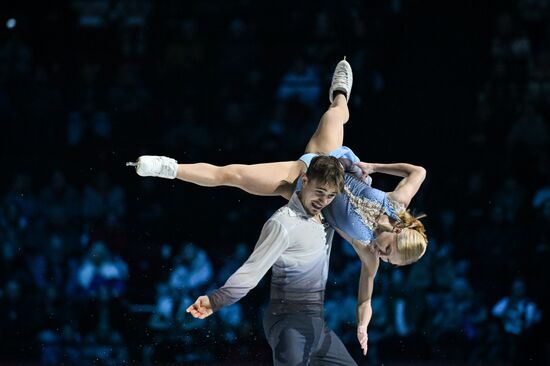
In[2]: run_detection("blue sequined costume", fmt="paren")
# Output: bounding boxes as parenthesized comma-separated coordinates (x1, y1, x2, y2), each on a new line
(297, 146, 404, 243)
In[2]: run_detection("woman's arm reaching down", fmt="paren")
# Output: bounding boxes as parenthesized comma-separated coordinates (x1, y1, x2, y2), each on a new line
(335, 228, 379, 356)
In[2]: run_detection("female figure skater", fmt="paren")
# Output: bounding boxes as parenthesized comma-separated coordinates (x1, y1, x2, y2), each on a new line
(130, 59, 427, 355)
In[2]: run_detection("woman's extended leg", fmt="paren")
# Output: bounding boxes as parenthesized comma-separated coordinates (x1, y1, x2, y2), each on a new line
(304, 94, 349, 154)
(304, 59, 353, 154)
(176, 161, 304, 199)
(136, 60, 353, 197)
(143, 92, 349, 199)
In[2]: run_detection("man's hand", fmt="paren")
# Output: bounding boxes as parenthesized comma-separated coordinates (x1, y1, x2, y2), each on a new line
(186, 295, 213, 319)
(357, 325, 369, 356)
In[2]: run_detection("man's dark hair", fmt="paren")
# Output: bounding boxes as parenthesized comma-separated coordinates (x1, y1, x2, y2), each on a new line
(306, 155, 345, 193)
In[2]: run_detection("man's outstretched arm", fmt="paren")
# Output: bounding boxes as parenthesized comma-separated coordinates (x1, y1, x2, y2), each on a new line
(187, 219, 289, 318)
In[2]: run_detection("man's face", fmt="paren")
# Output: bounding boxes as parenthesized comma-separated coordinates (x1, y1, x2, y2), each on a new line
(299, 176, 339, 216)
(370, 231, 403, 266)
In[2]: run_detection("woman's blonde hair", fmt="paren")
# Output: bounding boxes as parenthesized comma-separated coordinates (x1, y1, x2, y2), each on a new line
(395, 211, 428, 265)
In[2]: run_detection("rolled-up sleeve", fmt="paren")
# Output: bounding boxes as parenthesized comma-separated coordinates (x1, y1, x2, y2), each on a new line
(208, 219, 289, 312)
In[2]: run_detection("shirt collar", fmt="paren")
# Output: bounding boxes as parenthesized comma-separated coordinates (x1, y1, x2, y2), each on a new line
(288, 192, 322, 221)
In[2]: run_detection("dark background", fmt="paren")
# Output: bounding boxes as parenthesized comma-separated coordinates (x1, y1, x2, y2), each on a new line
(0, 0, 548, 365)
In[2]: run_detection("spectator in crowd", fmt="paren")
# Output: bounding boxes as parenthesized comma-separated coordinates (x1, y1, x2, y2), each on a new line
(77, 241, 128, 298)
(168, 242, 213, 296)
(492, 277, 542, 361)
(276, 58, 322, 107)
(432, 277, 488, 357)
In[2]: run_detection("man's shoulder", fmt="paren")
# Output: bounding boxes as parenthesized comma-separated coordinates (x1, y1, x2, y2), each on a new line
(273, 205, 301, 218)
(269, 205, 304, 227)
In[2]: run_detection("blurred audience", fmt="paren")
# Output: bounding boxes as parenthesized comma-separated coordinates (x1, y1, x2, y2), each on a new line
(0, 0, 548, 364)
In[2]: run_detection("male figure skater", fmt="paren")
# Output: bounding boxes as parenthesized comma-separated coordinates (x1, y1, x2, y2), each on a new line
(186, 155, 357, 365)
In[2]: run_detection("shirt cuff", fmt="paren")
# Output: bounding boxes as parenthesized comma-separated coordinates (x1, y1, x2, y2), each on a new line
(207, 290, 223, 313)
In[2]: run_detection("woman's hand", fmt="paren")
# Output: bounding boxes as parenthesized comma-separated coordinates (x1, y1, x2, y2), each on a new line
(355, 162, 375, 175)
(357, 325, 369, 356)
(355, 162, 375, 184)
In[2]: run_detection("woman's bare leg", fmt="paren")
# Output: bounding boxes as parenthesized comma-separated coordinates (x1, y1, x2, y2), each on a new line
(175, 95, 348, 199)
(176, 161, 305, 199)
(304, 94, 349, 154)
(177, 94, 350, 198)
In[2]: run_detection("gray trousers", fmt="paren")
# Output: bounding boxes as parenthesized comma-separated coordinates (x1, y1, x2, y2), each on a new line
(263, 293, 357, 366)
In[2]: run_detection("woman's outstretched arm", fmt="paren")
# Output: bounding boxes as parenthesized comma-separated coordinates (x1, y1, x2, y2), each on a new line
(355, 162, 426, 207)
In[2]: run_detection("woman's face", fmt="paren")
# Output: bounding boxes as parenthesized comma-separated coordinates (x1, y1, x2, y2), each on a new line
(370, 231, 402, 266)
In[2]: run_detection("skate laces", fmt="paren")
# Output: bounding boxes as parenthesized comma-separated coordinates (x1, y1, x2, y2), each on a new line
(334, 65, 350, 85)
